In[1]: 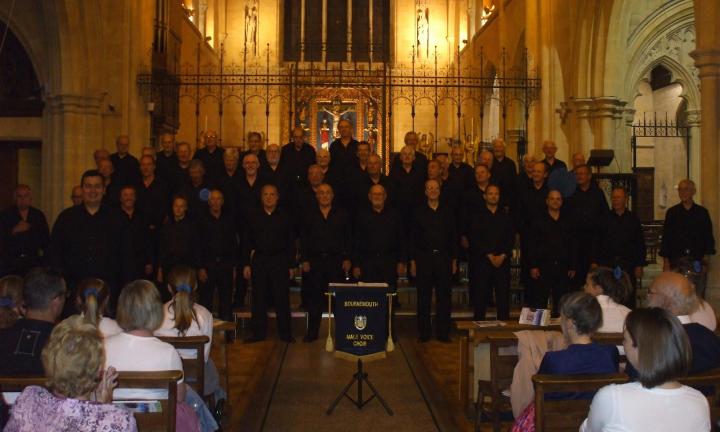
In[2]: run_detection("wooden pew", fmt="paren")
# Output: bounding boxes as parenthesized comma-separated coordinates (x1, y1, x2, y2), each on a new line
(157, 335, 209, 397)
(532, 373, 629, 432)
(474, 334, 518, 432)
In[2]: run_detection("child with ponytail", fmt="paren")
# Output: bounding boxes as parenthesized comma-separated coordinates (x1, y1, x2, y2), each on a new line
(583, 266, 632, 333)
(75, 278, 122, 337)
(0, 275, 24, 329)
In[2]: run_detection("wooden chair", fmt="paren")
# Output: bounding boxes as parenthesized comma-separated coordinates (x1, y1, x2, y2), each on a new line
(475, 335, 518, 432)
(115, 370, 184, 432)
(532, 373, 629, 432)
(678, 368, 720, 428)
(157, 335, 209, 397)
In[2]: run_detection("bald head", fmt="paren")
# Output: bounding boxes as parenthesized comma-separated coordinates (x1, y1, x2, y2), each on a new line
(647, 272, 699, 316)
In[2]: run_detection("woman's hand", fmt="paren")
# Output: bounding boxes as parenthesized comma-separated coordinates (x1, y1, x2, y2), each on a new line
(96, 366, 118, 404)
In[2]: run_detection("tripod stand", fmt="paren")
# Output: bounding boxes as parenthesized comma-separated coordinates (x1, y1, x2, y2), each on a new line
(326, 359, 394, 415)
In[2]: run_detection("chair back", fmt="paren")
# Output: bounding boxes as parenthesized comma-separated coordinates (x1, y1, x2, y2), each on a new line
(532, 373, 629, 432)
(115, 370, 183, 432)
(487, 335, 519, 393)
(157, 335, 209, 396)
(678, 368, 720, 427)
(0, 376, 46, 392)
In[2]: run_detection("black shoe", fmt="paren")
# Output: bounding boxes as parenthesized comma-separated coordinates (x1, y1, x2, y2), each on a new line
(303, 334, 318, 343)
(281, 336, 296, 343)
(213, 398, 225, 422)
(437, 336, 453, 343)
(244, 336, 266, 343)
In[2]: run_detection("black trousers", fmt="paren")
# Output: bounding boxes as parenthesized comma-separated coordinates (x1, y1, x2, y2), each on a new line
(199, 261, 234, 321)
(415, 252, 452, 339)
(250, 253, 292, 339)
(469, 256, 510, 320)
(306, 255, 344, 338)
(572, 232, 594, 291)
(359, 253, 398, 338)
(531, 261, 570, 316)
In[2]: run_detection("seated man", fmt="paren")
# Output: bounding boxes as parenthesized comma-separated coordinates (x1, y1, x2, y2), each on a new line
(0, 267, 66, 375)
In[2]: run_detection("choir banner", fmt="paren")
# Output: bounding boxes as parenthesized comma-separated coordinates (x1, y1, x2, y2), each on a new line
(328, 283, 390, 361)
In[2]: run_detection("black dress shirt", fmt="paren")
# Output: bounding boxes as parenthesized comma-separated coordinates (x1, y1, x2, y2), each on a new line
(280, 142, 316, 186)
(158, 217, 196, 270)
(463, 205, 515, 257)
(593, 209, 646, 269)
(240, 149, 269, 172)
(352, 207, 406, 264)
(300, 206, 351, 261)
(660, 202, 716, 261)
(193, 146, 225, 182)
(260, 164, 295, 210)
(48, 204, 126, 284)
(116, 208, 152, 280)
(236, 176, 267, 223)
(390, 151, 429, 177)
(167, 163, 191, 195)
(448, 162, 474, 190)
(411, 203, 459, 259)
(565, 184, 609, 238)
(180, 178, 215, 221)
(0, 206, 49, 274)
(492, 156, 518, 199)
(527, 211, 577, 269)
(328, 138, 359, 174)
(517, 182, 549, 231)
(216, 169, 243, 220)
(137, 177, 170, 230)
(110, 152, 141, 187)
(156, 152, 178, 184)
(244, 207, 295, 268)
(196, 211, 239, 268)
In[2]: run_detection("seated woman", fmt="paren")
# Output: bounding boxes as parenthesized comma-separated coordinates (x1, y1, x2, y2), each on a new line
(104, 280, 203, 432)
(76, 278, 122, 337)
(4, 315, 136, 431)
(154, 267, 226, 403)
(580, 307, 711, 431)
(584, 266, 632, 333)
(0, 275, 24, 330)
(512, 292, 619, 431)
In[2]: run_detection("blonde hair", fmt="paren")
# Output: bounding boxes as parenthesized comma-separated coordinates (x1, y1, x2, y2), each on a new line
(42, 315, 104, 398)
(76, 278, 111, 327)
(167, 267, 199, 336)
(0, 275, 23, 329)
(116, 280, 163, 332)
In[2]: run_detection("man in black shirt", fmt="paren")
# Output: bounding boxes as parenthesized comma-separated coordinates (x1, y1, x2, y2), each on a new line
(390, 131, 429, 175)
(243, 184, 295, 343)
(262, 143, 295, 210)
(193, 130, 225, 183)
(241, 132, 269, 172)
(116, 185, 153, 283)
(280, 127, 316, 188)
(48, 170, 127, 310)
(300, 183, 351, 342)
(216, 148, 242, 223)
(328, 118, 359, 175)
(0, 268, 65, 375)
(516, 154, 536, 193)
(98, 158, 121, 208)
(156, 133, 178, 185)
(137, 155, 169, 267)
(0, 185, 49, 276)
(491, 138, 518, 208)
(540, 140, 567, 173)
(448, 145, 474, 190)
(528, 190, 577, 315)
(168, 141, 193, 194)
(346, 141, 372, 216)
(363, 154, 395, 210)
(565, 165, 609, 290)
(517, 161, 548, 298)
(411, 179, 458, 342)
(197, 189, 239, 321)
(592, 187, 646, 307)
(463, 164, 492, 215)
(110, 135, 141, 187)
(660, 179, 715, 296)
(463, 184, 514, 320)
(237, 153, 267, 224)
(181, 159, 214, 221)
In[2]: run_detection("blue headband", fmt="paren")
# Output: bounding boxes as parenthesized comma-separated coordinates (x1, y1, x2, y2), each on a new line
(176, 283, 192, 293)
(613, 266, 623, 281)
(0, 296, 15, 308)
(83, 287, 99, 298)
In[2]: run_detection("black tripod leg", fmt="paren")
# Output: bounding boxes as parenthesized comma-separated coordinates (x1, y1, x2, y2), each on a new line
(363, 376, 394, 416)
(326, 374, 359, 415)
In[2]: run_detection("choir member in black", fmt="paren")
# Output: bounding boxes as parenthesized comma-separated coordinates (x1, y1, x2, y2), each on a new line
(168, 141, 193, 194)
(116, 185, 153, 282)
(391, 145, 426, 241)
(300, 183, 351, 342)
(70, 185, 83, 206)
(540, 140, 567, 173)
(141, 146, 155, 159)
(0, 185, 49, 276)
(491, 138, 517, 208)
(182, 159, 214, 220)
(346, 141, 372, 214)
(448, 145, 474, 190)
(462, 184, 514, 320)
(316, 148, 341, 195)
(517, 161, 549, 295)
(98, 158, 120, 208)
(410, 179, 458, 342)
(391, 131, 429, 175)
(48, 170, 127, 309)
(296, 164, 326, 309)
(243, 184, 295, 342)
(156, 133, 178, 185)
(428, 159, 461, 214)
(479, 150, 494, 171)
(197, 189, 239, 321)
(565, 164, 609, 290)
(216, 148, 242, 221)
(110, 135, 141, 187)
(364, 154, 395, 209)
(157, 195, 196, 285)
(193, 130, 225, 183)
(328, 118, 359, 175)
(240, 132, 269, 172)
(237, 153, 266, 222)
(93, 148, 110, 167)
(463, 164, 492, 215)
(570, 152, 585, 172)
(528, 190, 578, 315)
(261, 143, 294, 209)
(592, 187, 646, 307)
(660, 179, 715, 295)
(137, 155, 169, 262)
(281, 127, 316, 188)
(516, 154, 536, 193)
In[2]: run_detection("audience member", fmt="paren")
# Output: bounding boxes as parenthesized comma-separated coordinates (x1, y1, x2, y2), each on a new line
(0, 275, 24, 329)
(75, 278, 122, 337)
(4, 315, 137, 432)
(583, 266, 631, 333)
(580, 308, 710, 432)
(0, 185, 49, 276)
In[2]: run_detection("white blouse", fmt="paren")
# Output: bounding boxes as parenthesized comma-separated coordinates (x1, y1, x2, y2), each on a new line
(596, 294, 630, 333)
